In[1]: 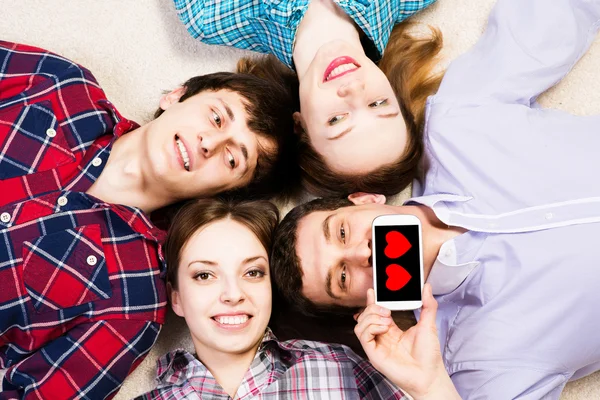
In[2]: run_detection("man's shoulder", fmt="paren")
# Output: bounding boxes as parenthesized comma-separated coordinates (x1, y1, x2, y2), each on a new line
(0, 40, 99, 86)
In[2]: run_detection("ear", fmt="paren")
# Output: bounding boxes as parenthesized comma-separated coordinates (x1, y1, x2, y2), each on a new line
(159, 87, 186, 112)
(168, 282, 185, 317)
(347, 192, 386, 205)
(292, 111, 305, 136)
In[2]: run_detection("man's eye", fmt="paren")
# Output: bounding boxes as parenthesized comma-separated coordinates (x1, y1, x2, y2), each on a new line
(328, 114, 346, 126)
(341, 266, 347, 286)
(227, 150, 236, 169)
(340, 225, 346, 243)
(368, 99, 388, 108)
(212, 110, 222, 127)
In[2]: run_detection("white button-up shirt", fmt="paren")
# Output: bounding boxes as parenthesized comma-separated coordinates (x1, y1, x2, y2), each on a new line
(407, 0, 600, 398)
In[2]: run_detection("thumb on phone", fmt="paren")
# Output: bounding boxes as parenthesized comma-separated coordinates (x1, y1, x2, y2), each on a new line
(366, 288, 376, 306)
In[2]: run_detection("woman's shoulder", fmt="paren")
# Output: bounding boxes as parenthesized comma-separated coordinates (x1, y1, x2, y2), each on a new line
(276, 338, 362, 364)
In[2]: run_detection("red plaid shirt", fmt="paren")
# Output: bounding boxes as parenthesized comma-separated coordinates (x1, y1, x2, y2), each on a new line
(0, 41, 167, 399)
(138, 329, 407, 400)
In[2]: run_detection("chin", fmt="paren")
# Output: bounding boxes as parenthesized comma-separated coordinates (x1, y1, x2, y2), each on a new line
(217, 339, 260, 355)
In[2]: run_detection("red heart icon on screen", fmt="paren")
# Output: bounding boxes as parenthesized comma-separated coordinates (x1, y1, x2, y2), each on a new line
(384, 231, 412, 259)
(385, 264, 412, 291)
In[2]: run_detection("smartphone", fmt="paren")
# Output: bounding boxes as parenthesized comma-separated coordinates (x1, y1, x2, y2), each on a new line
(371, 214, 424, 310)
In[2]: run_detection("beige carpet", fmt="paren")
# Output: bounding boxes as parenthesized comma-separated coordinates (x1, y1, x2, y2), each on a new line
(1, 1, 599, 398)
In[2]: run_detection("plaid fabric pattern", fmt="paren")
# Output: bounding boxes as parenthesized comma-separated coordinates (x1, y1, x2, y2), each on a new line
(0, 41, 167, 399)
(138, 329, 406, 399)
(173, 0, 437, 69)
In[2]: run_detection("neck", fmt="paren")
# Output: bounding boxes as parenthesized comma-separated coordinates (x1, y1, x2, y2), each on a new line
(196, 343, 261, 398)
(402, 205, 467, 280)
(292, 0, 363, 78)
(86, 126, 174, 214)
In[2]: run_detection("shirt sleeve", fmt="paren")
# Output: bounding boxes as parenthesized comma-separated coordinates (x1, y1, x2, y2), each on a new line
(172, 0, 299, 69)
(0, 320, 160, 400)
(0, 41, 84, 92)
(342, 346, 407, 400)
(451, 367, 568, 400)
(436, 0, 600, 106)
(394, 0, 438, 24)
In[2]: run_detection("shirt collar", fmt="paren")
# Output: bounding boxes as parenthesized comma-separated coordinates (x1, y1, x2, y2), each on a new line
(427, 239, 479, 295)
(405, 194, 481, 295)
(98, 99, 139, 138)
(155, 328, 280, 384)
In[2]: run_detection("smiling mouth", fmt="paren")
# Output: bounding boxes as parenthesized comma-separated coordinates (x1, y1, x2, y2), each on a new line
(175, 134, 190, 171)
(323, 56, 361, 83)
(211, 315, 252, 328)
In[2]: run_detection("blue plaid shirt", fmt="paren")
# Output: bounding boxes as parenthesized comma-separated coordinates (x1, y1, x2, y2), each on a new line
(173, 0, 437, 69)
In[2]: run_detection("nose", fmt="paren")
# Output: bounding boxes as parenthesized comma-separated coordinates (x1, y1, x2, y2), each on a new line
(199, 131, 231, 158)
(349, 239, 372, 269)
(337, 79, 365, 98)
(219, 278, 245, 305)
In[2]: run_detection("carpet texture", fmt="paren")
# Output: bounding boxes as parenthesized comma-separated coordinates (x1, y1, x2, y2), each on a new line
(1, 1, 599, 398)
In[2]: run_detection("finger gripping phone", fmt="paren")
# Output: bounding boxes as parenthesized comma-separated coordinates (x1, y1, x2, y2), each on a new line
(372, 214, 424, 310)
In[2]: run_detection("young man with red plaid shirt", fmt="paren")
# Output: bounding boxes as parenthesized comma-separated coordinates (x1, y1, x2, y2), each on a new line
(0, 40, 294, 399)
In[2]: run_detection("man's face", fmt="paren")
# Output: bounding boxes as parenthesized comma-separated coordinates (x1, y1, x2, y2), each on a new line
(145, 88, 275, 199)
(295, 194, 399, 308)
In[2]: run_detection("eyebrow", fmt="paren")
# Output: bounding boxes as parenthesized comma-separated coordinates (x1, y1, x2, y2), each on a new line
(221, 100, 235, 122)
(328, 126, 354, 141)
(188, 260, 217, 268)
(378, 111, 400, 119)
(188, 256, 267, 268)
(327, 111, 400, 141)
(243, 256, 267, 264)
(325, 268, 342, 300)
(322, 214, 333, 243)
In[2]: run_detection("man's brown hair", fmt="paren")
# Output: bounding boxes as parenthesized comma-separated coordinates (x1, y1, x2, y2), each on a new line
(165, 197, 279, 289)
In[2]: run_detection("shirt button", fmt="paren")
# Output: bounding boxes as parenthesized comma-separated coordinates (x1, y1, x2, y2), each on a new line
(46, 128, 57, 138)
(445, 248, 454, 258)
(87, 255, 97, 266)
(0, 212, 10, 223)
(545, 212, 553, 220)
(57, 196, 68, 206)
(489, 222, 497, 228)
(92, 157, 102, 167)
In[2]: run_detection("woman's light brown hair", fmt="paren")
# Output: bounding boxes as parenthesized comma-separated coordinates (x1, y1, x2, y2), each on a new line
(165, 197, 279, 289)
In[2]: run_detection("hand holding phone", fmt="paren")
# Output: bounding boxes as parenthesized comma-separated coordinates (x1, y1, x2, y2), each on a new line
(354, 286, 460, 400)
(371, 214, 424, 310)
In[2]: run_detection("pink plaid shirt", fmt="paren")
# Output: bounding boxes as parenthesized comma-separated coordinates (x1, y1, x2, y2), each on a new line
(138, 329, 406, 399)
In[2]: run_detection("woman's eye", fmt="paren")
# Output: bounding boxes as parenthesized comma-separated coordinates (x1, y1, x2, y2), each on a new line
(328, 114, 346, 126)
(340, 225, 346, 243)
(212, 110, 222, 127)
(368, 99, 388, 108)
(227, 151, 236, 169)
(195, 272, 211, 281)
(246, 269, 265, 278)
(341, 266, 347, 286)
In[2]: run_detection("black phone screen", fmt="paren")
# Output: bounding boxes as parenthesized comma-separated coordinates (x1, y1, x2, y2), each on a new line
(373, 224, 422, 302)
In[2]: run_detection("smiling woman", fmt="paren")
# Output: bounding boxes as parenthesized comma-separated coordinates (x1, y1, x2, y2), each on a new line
(173, 0, 443, 197)
(137, 197, 409, 399)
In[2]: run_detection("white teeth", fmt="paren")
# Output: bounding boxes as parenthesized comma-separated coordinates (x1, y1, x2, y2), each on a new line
(175, 137, 190, 171)
(216, 315, 249, 325)
(327, 63, 358, 81)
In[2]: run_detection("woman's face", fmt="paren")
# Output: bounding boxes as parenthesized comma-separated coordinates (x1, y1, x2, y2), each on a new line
(171, 218, 272, 358)
(296, 40, 408, 175)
